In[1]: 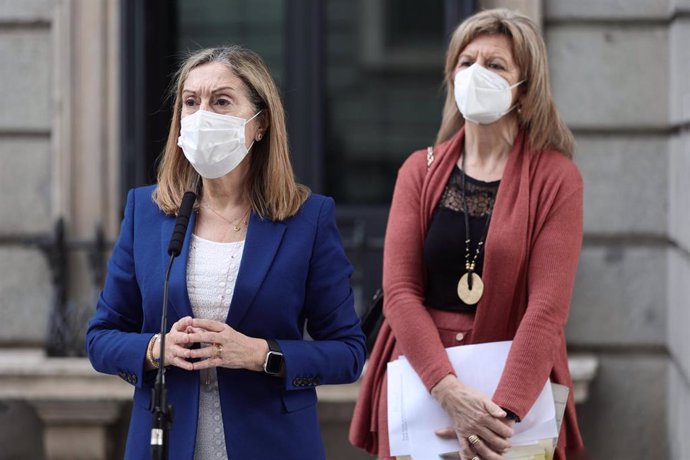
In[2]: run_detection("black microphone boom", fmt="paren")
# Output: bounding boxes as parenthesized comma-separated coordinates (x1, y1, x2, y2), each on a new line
(167, 191, 197, 256)
(152, 190, 196, 460)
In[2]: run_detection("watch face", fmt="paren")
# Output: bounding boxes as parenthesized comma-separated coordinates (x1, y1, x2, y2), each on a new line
(266, 352, 283, 374)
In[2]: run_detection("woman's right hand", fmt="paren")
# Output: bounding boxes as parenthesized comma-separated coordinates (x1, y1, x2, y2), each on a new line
(431, 374, 513, 459)
(150, 316, 196, 370)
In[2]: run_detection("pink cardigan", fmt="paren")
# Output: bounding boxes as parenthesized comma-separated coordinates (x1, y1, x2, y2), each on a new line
(350, 128, 585, 458)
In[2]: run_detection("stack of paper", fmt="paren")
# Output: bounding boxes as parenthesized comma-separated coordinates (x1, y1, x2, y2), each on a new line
(387, 341, 564, 460)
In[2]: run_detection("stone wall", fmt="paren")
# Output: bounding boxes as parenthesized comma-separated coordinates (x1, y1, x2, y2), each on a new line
(0, 1, 53, 345)
(0, 1, 54, 458)
(545, 0, 690, 458)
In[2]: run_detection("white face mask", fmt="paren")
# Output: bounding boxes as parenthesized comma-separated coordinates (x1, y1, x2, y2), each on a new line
(454, 63, 522, 125)
(177, 109, 262, 179)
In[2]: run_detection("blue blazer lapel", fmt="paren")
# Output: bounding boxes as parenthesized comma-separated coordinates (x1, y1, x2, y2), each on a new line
(227, 213, 286, 329)
(161, 211, 196, 320)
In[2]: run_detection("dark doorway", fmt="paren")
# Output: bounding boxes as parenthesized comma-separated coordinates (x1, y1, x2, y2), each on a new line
(120, 0, 475, 313)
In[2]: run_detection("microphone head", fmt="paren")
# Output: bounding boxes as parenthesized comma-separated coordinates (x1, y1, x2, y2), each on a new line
(167, 191, 197, 257)
(179, 191, 197, 219)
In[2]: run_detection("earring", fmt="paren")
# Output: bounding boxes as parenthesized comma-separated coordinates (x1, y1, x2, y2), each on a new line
(256, 133, 263, 141)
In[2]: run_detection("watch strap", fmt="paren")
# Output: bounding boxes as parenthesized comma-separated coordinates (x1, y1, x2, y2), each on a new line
(263, 339, 284, 375)
(266, 339, 282, 353)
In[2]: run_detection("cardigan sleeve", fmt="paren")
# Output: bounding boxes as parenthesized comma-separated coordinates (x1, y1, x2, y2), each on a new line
(492, 165, 584, 419)
(382, 152, 456, 392)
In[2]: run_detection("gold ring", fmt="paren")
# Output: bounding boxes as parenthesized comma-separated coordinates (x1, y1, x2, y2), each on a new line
(214, 344, 223, 359)
(468, 434, 480, 446)
(471, 456, 480, 460)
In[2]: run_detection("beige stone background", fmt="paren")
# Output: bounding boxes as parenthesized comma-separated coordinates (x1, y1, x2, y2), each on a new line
(0, 0, 689, 459)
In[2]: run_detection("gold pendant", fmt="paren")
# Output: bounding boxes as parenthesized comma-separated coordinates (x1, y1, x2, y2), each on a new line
(457, 272, 484, 305)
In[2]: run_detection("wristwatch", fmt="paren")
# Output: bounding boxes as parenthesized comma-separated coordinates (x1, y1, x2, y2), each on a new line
(263, 339, 284, 375)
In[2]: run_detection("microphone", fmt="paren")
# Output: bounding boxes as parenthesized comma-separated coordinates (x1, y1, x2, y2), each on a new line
(152, 191, 196, 460)
(167, 191, 197, 256)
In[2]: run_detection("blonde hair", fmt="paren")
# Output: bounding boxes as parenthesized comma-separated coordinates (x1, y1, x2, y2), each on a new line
(154, 46, 309, 219)
(436, 8, 574, 157)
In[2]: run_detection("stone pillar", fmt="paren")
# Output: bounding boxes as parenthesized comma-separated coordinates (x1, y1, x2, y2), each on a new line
(543, 0, 689, 457)
(667, 3, 690, 459)
(0, 350, 133, 460)
(32, 400, 123, 460)
(53, 0, 121, 308)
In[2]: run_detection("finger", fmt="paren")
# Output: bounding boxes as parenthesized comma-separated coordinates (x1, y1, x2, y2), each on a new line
(435, 427, 457, 439)
(166, 330, 193, 347)
(185, 345, 218, 360)
(460, 443, 475, 460)
(472, 437, 504, 460)
(476, 425, 511, 453)
(191, 356, 220, 370)
(483, 415, 514, 439)
(171, 316, 193, 331)
(190, 318, 226, 332)
(484, 400, 507, 418)
(168, 352, 194, 371)
(171, 344, 196, 359)
(185, 331, 221, 344)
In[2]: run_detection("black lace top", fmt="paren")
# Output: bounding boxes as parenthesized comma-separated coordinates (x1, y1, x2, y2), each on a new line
(423, 166, 500, 312)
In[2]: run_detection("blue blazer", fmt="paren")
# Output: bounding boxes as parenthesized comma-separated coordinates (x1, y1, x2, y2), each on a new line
(86, 185, 366, 460)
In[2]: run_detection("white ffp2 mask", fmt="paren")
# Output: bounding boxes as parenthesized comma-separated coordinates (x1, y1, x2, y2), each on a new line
(454, 63, 522, 125)
(177, 109, 261, 179)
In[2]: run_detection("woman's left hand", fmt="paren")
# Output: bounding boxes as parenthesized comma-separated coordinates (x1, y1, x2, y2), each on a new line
(438, 418, 516, 460)
(182, 318, 269, 372)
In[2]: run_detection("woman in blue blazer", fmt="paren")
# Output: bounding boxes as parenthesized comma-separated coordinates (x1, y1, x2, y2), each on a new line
(86, 46, 366, 460)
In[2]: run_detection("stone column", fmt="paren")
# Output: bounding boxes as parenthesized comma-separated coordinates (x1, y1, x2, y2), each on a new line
(32, 400, 123, 460)
(667, 3, 690, 459)
(53, 0, 121, 308)
(543, 0, 689, 457)
(0, 350, 133, 460)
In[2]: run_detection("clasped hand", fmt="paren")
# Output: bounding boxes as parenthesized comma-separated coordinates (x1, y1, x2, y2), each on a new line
(152, 316, 267, 372)
(432, 374, 515, 460)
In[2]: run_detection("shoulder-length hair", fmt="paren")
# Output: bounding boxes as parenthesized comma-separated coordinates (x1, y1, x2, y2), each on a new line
(436, 8, 574, 158)
(154, 46, 310, 219)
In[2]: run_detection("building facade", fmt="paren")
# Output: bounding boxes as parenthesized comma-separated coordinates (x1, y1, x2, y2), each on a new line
(0, 0, 688, 458)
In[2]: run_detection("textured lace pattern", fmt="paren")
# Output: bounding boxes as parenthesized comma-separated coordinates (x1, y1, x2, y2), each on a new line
(187, 235, 245, 460)
(439, 167, 499, 217)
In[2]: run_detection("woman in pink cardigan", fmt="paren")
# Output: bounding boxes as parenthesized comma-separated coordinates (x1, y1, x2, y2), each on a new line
(350, 9, 586, 460)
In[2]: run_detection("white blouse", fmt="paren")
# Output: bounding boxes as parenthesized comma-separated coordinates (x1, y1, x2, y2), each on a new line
(186, 234, 245, 460)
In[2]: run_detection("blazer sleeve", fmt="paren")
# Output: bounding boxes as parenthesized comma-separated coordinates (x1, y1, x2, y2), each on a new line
(382, 153, 456, 392)
(492, 169, 584, 419)
(86, 189, 153, 389)
(277, 197, 366, 391)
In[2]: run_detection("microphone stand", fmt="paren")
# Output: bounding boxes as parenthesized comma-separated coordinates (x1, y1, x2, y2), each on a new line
(151, 255, 175, 460)
(150, 190, 195, 460)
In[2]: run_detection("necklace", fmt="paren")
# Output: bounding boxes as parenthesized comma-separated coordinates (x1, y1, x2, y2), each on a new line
(456, 151, 494, 305)
(202, 203, 250, 232)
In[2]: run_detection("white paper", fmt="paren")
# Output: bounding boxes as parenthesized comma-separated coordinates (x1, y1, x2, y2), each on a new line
(387, 341, 558, 458)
